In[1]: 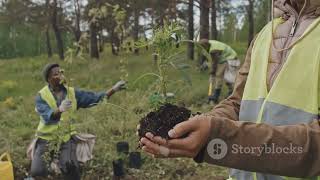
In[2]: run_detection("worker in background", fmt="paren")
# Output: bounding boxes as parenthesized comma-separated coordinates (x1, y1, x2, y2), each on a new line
(199, 39, 240, 104)
(30, 63, 126, 179)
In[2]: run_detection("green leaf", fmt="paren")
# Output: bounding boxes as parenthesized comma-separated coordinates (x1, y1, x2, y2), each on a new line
(148, 93, 165, 110)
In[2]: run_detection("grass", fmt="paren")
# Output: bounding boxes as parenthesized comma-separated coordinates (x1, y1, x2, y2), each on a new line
(0, 44, 247, 179)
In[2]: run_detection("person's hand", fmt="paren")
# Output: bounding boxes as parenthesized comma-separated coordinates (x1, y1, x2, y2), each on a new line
(58, 99, 72, 113)
(139, 115, 212, 158)
(112, 80, 127, 92)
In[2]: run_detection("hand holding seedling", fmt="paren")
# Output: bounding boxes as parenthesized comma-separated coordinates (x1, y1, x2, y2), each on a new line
(58, 99, 72, 113)
(139, 115, 212, 158)
(106, 80, 127, 99)
(112, 80, 127, 92)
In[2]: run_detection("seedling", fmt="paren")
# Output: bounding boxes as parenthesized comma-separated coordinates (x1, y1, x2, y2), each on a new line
(134, 22, 190, 107)
(136, 22, 213, 140)
(134, 22, 193, 140)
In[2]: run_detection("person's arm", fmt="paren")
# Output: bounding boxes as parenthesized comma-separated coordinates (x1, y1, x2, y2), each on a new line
(142, 115, 320, 177)
(200, 116, 320, 177)
(75, 81, 126, 108)
(35, 95, 61, 124)
(75, 89, 107, 109)
(209, 50, 222, 77)
(106, 88, 115, 98)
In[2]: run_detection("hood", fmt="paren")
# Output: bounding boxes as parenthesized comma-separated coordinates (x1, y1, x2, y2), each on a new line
(274, 0, 320, 18)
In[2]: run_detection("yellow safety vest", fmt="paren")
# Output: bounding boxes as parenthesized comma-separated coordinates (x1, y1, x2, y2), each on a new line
(230, 17, 320, 180)
(209, 40, 238, 63)
(36, 85, 77, 142)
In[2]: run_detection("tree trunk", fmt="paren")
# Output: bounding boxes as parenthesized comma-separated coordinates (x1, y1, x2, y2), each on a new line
(52, 0, 64, 60)
(169, 0, 177, 21)
(200, 0, 210, 39)
(133, 5, 139, 54)
(211, 0, 218, 40)
(74, 0, 81, 55)
(74, 0, 81, 41)
(45, 0, 52, 58)
(199, 0, 210, 66)
(233, 29, 237, 42)
(110, 29, 120, 56)
(187, 0, 194, 60)
(157, 1, 167, 27)
(74, 29, 81, 55)
(90, 23, 99, 59)
(99, 31, 104, 53)
(247, 0, 254, 47)
(46, 27, 52, 58)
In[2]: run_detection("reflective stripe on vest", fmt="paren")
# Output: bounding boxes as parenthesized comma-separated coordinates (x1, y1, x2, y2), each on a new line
(230, 17, 320, 180)
(36, 85, 77, 142)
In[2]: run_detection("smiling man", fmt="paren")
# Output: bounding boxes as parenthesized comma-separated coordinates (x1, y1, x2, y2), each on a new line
(30, 63, 126, 179)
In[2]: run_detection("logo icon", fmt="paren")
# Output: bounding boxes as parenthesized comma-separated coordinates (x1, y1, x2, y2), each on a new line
(207, 138, 228, 160)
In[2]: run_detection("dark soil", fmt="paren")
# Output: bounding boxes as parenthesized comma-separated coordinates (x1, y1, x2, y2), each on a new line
(138, 103, 191, 139)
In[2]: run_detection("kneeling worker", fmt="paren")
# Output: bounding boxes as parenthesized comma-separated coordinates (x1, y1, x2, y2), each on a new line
(30, 63, 126, 179)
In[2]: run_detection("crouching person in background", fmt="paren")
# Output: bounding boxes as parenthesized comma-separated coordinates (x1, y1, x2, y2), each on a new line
(28, 63, 126, 179)
(198, 39, 240, 104)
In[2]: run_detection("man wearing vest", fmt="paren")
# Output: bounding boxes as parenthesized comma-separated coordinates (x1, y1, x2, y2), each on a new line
(139, 0, 320, 179)
(199, 39, 240, 104)
(30, 63, 126, 179)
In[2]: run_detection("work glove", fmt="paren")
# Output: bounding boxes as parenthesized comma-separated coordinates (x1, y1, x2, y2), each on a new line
(58, 99, 72, 113)
(112, 80, 127, 92)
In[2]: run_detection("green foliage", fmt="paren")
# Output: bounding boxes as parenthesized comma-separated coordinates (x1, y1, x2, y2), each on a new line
(112, 5, 126, 34)
(221, 13, 238, 43)
(88, 2, 126, 32)
(119, 57, 129, 81)
(0, 0, 75, 59)
(135, 22, 220, 109)
(0, 25, 41, 58)
(111, 5, 128, 81)
(134, 22, 190, 108)
(148, 93, 165, 110)
(0, 23, 75, 59)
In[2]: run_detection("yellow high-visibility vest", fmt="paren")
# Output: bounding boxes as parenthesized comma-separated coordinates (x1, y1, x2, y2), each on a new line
(230, 17, 320, 180)
(36, 85, 77, 142)
(209, 40, 237, 63)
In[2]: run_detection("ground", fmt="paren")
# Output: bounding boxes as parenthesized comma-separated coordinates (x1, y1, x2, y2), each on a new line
(0, 43, 247, 179)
